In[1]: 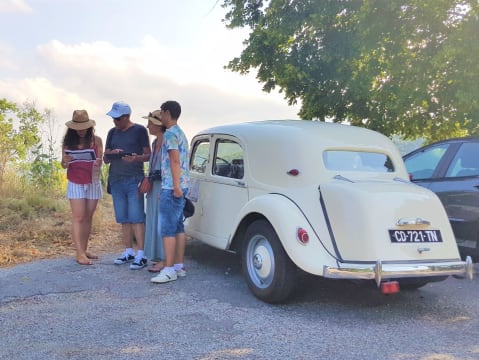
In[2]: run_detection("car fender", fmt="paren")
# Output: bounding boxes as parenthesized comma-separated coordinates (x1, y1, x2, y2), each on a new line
(232, 193, 338, 276)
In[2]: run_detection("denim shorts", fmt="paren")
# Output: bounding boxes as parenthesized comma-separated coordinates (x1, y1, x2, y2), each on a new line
(160, 189, 187, 237)
(110, 176, 145, 224)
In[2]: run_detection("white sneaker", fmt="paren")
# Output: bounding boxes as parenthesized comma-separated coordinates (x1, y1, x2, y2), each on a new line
(151, 268, 177, 283)
(175, 267, 187, 277)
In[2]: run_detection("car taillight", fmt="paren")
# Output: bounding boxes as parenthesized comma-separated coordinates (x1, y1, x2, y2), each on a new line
(287, 169, 300, 176)
(381, 281, 400, 295)
(408, 173, 413, 181)
(297, 227, 309, 244)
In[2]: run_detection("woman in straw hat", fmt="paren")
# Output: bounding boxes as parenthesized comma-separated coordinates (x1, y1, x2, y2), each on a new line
(61, 110, 103, 265)
(142, 110, 166, 272)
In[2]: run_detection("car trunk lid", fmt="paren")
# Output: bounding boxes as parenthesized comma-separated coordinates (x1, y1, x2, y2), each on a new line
(319, 178, 461, 262)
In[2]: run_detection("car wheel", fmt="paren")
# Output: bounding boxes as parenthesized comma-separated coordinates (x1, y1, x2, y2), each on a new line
(242, 220, 296, 303)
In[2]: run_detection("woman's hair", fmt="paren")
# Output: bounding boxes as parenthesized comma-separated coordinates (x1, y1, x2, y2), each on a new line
(62, 127, 94, 149)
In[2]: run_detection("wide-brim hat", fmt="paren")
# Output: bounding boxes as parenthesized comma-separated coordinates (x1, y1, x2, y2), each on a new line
(142, 110, 162, 126)
(65, 110, 96, 130)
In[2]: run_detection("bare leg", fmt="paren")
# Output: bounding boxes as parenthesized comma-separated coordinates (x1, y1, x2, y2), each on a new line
(122, 223, 134, 248)
(69, 199, 91, 265)
(83, 199, 99, 259)
(132, 223, 145, 251)
(163, 236, 176, 267)
(174, 232, 186, 265)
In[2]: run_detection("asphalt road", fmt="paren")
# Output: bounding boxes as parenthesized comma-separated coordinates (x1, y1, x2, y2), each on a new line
(1, 239, 478, 360)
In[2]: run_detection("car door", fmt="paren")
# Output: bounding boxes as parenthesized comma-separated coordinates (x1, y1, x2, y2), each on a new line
(427, 141, 479, 254)
(187, 135, 248, 250)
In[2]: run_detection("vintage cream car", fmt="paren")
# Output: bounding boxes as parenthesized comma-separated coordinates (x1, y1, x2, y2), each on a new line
(185, 120, 473, 303)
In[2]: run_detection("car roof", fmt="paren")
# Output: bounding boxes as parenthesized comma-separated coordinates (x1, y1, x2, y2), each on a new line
(194, 120, 397, 153)
(193, 120, 408, 183)
(403, 136, 479, 158)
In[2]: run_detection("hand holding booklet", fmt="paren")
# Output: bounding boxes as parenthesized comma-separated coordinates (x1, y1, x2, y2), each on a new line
(65, 149, 96, 162)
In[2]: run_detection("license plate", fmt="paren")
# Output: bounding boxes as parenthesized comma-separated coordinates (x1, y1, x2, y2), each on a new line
(389, 230, 443, 243)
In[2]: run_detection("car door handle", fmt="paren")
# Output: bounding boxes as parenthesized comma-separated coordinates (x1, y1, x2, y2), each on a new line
(396, 217, 431, 226)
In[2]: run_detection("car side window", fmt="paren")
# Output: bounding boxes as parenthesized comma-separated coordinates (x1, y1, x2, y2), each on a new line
(445, 142, 479, 178)
(190, 139, 210, 174)
(404, 143, 450, 180)
(213, 140, 244, 179)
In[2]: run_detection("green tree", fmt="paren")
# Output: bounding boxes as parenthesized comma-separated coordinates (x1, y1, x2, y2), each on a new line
(0, 99, 43, 182)
(222, 0, 479, 142)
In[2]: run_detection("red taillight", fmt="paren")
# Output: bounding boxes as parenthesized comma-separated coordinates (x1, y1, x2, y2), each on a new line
(297, 228, 309, 244)
(408, 173, 413, 181)
(381, 281, 400, 295)
(287, 169, 300, 176)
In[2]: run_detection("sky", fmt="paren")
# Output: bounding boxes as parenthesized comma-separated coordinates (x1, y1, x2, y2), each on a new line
(0, 0, 300, 149)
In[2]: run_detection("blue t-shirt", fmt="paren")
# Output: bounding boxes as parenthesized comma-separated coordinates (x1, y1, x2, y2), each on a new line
(160, 125, 190, 190)
(105, 124, 150, 183)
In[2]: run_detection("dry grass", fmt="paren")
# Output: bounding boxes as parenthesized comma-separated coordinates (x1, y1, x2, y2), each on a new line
(0, 193, 123, 268)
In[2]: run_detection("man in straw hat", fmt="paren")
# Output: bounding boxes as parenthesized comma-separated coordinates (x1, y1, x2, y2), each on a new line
(61, 110, 103, 265)
(104, 101, 151, 270)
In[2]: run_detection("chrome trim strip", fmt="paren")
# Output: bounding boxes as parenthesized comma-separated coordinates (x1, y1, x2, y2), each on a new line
(323, 256, 474, 285)
(396, 217, 431, 226)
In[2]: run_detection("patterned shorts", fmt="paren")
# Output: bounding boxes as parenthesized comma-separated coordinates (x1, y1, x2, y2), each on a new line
(67, 181, 102, 200)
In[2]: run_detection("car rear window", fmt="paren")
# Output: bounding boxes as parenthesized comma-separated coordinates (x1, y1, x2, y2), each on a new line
(323, 150, 394, 172)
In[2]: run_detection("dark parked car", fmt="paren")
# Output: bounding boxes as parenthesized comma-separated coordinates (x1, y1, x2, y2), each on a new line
(403, 137, 479, 260)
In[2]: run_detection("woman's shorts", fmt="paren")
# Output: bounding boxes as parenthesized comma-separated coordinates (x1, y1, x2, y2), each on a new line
(67, 181, 102, 200)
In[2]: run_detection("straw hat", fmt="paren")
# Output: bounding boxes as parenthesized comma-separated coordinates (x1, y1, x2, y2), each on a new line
(142, 110, 162, 126)
(65, 110, 96, 130)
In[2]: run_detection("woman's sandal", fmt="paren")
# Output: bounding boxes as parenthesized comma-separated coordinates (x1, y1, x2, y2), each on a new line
(76, 255, 93, 265)
(147, 261, 165, 273)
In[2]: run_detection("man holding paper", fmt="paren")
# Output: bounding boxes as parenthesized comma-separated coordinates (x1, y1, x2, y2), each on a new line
(104, 101, 151, 270)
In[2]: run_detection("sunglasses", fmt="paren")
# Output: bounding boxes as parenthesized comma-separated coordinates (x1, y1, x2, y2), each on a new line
(149, 112, 162, 121)
(113, 116, 123, 121)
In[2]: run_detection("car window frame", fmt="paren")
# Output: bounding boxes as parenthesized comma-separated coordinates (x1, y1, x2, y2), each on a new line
(212, 137, 245, 180)
(404, 141, 460, 181)
(189, 135, 212, 176)
(444, 141, 479, 178)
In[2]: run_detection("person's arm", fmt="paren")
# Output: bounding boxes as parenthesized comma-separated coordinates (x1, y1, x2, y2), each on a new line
(61, 145, 73, 168)
(94, 136, 103, 167)
(169, 149, 183, 198)
(103, 130, 113, 164)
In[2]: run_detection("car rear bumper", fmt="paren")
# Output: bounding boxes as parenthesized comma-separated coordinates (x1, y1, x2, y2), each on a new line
(323, 256, 474, 286)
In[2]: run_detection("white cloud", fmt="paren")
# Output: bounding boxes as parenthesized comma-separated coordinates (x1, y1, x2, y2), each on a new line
(0, 42, 17, 70)
(2, 36, 299, 145)
(0, 1, 300, 151)
(0, 0, 32, 14)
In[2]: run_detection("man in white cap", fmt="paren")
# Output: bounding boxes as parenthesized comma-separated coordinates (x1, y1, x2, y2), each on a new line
(104, 101, 151, 269)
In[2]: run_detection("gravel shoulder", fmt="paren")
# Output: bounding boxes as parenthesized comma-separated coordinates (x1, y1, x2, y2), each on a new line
(1, 239, 479, 360)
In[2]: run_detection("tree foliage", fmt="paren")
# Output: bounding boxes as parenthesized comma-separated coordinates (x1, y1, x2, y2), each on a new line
(0, 99, 43, 181)
(222, 0, 479, 142)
